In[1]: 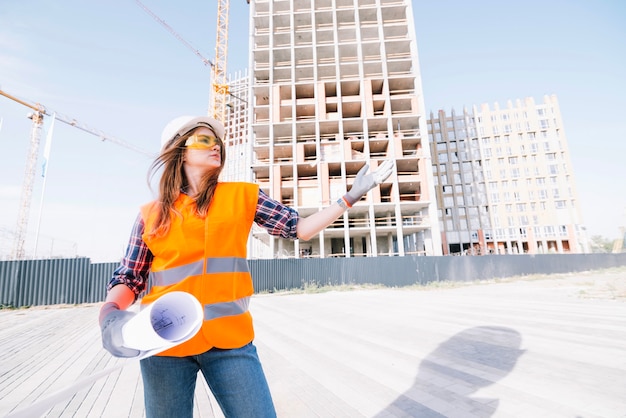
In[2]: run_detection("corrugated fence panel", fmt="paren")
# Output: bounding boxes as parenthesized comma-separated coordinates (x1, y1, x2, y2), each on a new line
(89, 262, 119, 303)
(1, 253, 626, 308)
(0, 261, 17, 307)
(0, 258, 113, 307)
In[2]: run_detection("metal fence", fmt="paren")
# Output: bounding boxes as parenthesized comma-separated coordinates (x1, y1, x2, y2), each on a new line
(1, 253, 626, 308)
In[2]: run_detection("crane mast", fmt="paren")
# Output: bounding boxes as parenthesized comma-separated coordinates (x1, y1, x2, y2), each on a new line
(209, 0, 230, 124)
(12, 110, 44, 259)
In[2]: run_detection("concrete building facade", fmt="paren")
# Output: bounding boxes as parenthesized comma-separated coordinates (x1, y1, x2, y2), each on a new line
(429, 95, 589, 255)
(247, 0, 442, 258)
(222, 70, 252, 183)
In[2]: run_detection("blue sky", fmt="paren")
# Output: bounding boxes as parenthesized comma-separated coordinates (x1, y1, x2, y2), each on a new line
(0, 0, 625, 261)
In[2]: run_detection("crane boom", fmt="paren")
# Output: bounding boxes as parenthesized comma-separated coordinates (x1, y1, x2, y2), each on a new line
(134, 0, 249, 123)
(0, 89, 152, 157)
(134, 0, 214, 68)
(0, 88, 151, 259)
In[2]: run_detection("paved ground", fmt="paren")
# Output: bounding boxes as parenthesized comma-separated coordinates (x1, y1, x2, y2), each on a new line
(1, 268, 625, 417)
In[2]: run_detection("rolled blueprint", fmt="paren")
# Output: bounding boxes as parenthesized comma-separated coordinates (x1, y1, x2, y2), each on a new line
(5, 292, 204, 418)
(122, 291, 203, 355)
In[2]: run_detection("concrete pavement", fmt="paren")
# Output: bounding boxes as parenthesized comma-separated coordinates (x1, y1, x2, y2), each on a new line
(1, 269, 625, 417)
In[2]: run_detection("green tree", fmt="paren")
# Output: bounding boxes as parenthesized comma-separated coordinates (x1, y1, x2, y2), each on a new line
(589, 235, 614, 253)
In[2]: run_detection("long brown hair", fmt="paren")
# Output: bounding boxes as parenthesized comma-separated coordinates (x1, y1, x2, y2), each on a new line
(147, 127, 226, 238)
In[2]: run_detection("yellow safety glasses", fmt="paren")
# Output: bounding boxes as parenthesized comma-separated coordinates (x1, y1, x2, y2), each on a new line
(184, 134, 223, 150)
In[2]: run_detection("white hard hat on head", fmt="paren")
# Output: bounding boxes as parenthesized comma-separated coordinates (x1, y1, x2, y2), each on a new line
(160, 115, 225, 150)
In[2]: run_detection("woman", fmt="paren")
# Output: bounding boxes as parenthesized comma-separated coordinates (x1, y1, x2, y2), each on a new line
(99, 115, 393, 417)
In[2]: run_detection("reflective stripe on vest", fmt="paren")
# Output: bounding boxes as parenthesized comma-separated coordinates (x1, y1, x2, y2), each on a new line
(150, 256, 250, 287)
(205, 297, 250, 320)
(140, 295, 251, 321)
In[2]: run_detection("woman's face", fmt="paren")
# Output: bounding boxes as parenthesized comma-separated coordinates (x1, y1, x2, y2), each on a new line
(183, 127, 223, 171)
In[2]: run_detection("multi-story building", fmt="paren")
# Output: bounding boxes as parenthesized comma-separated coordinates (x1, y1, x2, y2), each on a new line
(222, 70, 252, 183)
(246, 0, 442, 258)
(429, 95, 589, 255)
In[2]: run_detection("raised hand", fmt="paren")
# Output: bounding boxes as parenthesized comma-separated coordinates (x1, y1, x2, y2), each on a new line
(344, 160, 394, 205)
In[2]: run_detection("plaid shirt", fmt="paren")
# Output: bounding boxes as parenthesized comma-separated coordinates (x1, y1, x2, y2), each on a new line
(108, 189, 299, 298)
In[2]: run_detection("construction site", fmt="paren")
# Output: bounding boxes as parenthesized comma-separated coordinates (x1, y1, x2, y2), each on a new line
(241, 0, 598, 259)
(2, 0, 622, 261)
(1, 3, 626, 418)
(1, 0, 444, 261)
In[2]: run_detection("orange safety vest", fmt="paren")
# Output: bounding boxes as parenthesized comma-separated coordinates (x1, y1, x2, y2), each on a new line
(140, 182, 260, 357)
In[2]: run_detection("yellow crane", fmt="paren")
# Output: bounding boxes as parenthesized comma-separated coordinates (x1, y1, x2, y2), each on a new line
(209, 0, 230, 125)
(135, 0, 235, 124)
(0, 88, 151, 260)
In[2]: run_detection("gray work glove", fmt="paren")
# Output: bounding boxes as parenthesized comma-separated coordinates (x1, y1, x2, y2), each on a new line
(344, 160, 394, 205)
(99, 302, 141, 358)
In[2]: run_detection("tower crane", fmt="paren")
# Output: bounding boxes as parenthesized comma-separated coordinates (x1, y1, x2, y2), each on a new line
(0, 88, 152, 260)
(134, 0, 241, 125)
(209, 0, 230, 125)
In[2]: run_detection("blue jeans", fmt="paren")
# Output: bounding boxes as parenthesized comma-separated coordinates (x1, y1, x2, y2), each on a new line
(140, 342, 276, 418)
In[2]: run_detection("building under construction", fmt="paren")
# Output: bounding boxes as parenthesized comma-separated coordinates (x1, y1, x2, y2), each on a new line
(221, 70, 253, 183)
(218, 3, 593, 258)
(243, 0, 442, 258)
(429, 96, 590, 255)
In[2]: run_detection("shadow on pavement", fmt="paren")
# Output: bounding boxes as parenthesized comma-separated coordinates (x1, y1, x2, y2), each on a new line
(376, 326, 524, 417)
